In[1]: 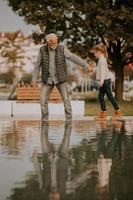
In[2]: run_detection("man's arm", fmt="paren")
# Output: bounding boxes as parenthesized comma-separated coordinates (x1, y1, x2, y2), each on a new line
(64, 47, 89, 71)
(32, 49, 42, 87)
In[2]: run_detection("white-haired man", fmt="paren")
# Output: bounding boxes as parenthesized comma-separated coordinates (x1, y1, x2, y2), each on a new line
(32, 33, 91, 121)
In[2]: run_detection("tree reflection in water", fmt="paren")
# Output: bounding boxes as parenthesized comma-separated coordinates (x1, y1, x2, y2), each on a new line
(7, 120, 133, 200)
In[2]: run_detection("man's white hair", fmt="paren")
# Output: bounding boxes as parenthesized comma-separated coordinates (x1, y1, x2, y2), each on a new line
(45, 33, 57, 42)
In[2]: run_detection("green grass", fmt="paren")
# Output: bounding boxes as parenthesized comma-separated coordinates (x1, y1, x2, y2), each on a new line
(0, 88, 10, 93)
(85, 100, 133, 116)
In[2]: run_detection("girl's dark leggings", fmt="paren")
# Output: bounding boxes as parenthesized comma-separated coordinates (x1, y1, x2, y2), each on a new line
(98, 79, 119, 111)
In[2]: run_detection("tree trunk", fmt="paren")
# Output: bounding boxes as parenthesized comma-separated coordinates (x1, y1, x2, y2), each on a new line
(115, 68, 124, 101)
(8, 79, 20, 100)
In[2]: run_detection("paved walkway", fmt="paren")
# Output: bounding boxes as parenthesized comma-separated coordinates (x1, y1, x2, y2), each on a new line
(0, 114, 133, 121)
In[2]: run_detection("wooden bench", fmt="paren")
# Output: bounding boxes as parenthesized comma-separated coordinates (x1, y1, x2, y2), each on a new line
(16, 87, 62, 102)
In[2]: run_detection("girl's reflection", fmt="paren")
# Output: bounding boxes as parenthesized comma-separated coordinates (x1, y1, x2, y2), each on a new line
(97, 120, 124, 199)
(33, 121, 72, 200)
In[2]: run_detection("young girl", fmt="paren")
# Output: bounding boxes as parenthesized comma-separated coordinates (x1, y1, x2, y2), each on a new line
(90, 44, 122, 119)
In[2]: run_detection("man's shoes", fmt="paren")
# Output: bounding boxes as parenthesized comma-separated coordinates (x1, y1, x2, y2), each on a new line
(96, 111, 107, 120)
(41, 117, 48, 121)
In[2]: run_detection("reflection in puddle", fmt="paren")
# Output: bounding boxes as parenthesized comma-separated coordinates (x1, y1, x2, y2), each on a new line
(0, 120, 133, 200)
(33, 121, 72, 200)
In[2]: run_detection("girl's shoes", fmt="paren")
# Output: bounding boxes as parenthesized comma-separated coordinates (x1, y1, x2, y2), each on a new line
(96, 110, 122, 121)
(96, 111, 107, 120)
(113, 110, 122, 119)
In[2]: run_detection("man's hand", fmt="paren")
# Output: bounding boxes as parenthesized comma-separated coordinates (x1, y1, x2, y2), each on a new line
(87, 65, 93, 73)
(32, 81, 38, 88)
(99, 80, 104, 87)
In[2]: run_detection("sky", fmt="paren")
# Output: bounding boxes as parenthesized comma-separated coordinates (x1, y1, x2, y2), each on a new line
(0, 0, 36, 34)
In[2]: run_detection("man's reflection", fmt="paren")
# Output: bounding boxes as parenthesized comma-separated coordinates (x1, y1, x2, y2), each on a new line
(32, 121, 72, 200)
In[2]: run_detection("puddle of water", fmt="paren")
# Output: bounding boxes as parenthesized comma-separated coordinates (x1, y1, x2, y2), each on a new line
(0, 120, 133, 200)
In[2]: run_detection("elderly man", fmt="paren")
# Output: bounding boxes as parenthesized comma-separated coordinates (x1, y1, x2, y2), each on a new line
(32, 33, 91, 121)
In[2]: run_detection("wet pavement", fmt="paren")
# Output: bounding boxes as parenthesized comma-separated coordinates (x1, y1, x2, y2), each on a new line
(0, 119, 133, 200)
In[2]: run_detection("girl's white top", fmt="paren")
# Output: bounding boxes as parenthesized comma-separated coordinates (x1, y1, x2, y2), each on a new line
(96, 55, 111, 81)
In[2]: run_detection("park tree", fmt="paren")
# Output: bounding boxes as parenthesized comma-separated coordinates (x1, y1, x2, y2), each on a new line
(0, 31, 31, 98)
(0, 71, 14, 84)
(6, 0, 133, 100)
(0, 31, 29, 81)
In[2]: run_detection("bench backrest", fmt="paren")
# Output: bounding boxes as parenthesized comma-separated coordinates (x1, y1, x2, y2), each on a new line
(16, 87, 62, 102)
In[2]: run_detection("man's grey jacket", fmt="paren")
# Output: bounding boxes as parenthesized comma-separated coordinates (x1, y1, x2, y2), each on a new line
(32, 44, 88, 85)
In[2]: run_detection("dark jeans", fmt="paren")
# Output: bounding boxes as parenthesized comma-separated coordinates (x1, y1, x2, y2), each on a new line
(98, 79, 119, 111)
(98, 129, 122, 158)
